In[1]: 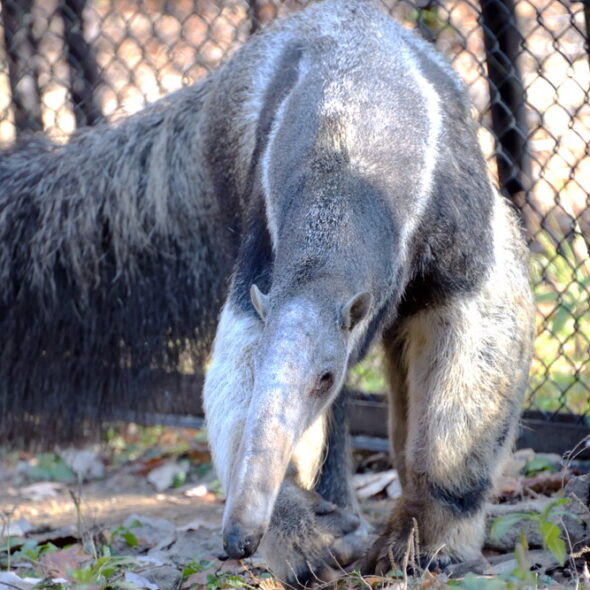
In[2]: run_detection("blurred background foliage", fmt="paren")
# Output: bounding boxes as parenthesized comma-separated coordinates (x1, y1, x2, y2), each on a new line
(0, 0, 588, 419)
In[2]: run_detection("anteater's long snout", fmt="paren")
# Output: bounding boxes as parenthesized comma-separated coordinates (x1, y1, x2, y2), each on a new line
(223, 521, 263, 559)
(221, 387, 305, 558)
(220, 321, 321, 559)
(220, 298, 343, 559)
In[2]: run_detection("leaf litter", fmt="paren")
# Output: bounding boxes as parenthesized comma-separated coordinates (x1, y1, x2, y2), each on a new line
(1, 427, 590, 589)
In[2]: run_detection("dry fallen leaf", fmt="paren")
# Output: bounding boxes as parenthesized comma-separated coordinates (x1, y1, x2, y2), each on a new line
(185, 448, 212, 464)
(120, 514, 176, 549)
(353, 469, 398, 499)
(177, 517, 216, 531)
(147, 461, 189, 492)
(19, 481, 65, 501)
(40, 544, 90, 579)
(522, 470, 572, 495)
(137, 457, 167, 476)
(0, 571, 43, 590)
(184, 484, 208, 497)
(124, 571, 159, 589)
(58, 447, 105, 480)
(258, 577, 285, 590)
(218, 559, 246, 574)
(496, 475, 524, 499)
(360, 574, 387, 588)
(181, 570, 210, 589)
(3, 517, 33, 537)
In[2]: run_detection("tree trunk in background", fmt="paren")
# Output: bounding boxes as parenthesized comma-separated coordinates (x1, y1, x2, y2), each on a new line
(59, 0, 103, 128)
(1, 0, 43, 139)
(480, 0, 531, 209)
(247, 0, 277, 35)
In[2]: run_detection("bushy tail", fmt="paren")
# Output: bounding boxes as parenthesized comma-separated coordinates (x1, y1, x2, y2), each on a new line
(0, 81, 233, 446)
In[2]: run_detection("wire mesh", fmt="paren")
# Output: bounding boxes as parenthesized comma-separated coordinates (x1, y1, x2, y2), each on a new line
(0, 0, 588, 421)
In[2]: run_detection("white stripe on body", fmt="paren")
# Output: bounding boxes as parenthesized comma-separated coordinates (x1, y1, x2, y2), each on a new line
(397, 44, 443, 252)
(260, 56, 305, 250)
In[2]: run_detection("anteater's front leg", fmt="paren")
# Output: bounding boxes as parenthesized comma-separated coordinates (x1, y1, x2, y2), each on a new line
(372, 242, 534, 571)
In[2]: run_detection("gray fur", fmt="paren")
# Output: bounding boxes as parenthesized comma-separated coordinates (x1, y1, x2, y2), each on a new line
(0, 78, 232, 444)
(201, 0, 534, 584)
(1, 0, 535, 585)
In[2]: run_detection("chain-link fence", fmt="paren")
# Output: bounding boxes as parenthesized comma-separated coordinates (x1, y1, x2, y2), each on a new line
(1, 0, 588, 424)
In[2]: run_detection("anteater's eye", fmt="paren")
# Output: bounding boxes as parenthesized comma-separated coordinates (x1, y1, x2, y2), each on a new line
(313, 371, 335, 396)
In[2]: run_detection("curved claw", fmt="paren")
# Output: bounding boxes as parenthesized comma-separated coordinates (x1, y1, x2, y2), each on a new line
(260, 485, 371, 588)
(280, 526, 372, 588)
(331, 532, 377, 567)
(358, 533, 389, 575)
(360, 533, 457, 577)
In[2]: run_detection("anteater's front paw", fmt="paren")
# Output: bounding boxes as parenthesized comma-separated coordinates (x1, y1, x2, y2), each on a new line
(260, 483, 370, 588)
(361, 531, 454, 576)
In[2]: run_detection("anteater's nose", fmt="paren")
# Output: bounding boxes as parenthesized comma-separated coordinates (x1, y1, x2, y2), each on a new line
(223, 521, 263, 559)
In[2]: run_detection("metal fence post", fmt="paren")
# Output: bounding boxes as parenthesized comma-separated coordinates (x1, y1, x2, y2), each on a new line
(479, 0, 531, 208)
(58, 0, 103, 128)
(0, 0, 42, 138)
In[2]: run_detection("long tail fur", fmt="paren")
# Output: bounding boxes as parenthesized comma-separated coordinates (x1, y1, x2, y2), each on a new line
(0, 79, 232, 445)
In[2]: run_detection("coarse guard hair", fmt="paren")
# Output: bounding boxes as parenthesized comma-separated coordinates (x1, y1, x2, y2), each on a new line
(0, 79, 234, 445)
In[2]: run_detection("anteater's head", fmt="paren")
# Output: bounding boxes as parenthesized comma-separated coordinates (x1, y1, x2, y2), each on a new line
(222, 281, 372, 559)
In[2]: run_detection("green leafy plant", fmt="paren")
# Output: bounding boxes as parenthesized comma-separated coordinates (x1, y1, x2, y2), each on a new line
(524, 456, 556, 477)
(1, 539, 59, 574)
(14, 539, 59, 562)
(26, 453, 76, 483)
(490, 498, 575, 566)
(66, 548, 139, 585)
(448, 533, 538, 589)
(110, 521, 141, 548)
(182, 560, 253, 590)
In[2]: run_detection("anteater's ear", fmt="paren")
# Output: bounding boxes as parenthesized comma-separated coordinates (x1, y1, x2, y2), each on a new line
(250, 284, 269, 321)
(341, 291, 372, 331)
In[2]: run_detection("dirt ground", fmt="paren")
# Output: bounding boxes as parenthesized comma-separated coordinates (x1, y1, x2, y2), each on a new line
(0, 454, 227, 560)
(1, 437, 589, 589)
(0, 456, 393, 559)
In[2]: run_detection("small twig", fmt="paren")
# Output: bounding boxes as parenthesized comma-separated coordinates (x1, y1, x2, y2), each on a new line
(68, 478, 97, 561)
(570, 546, 590, 560)
(423, 544, 447, 572)
(411, 516, 421, 574)
(237, 559, 265, 590)
(401, 524, 415, 590)
(308, 559, 324, 587)
(524, 485, 542, 499)
(1, 506, 17, 571)
(387, 540, 396, 573)
(563, 436, 590, 471)
(285, 560, 301, 590)
(68, 486, 83, 539)
(357, 572, 374, 589)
